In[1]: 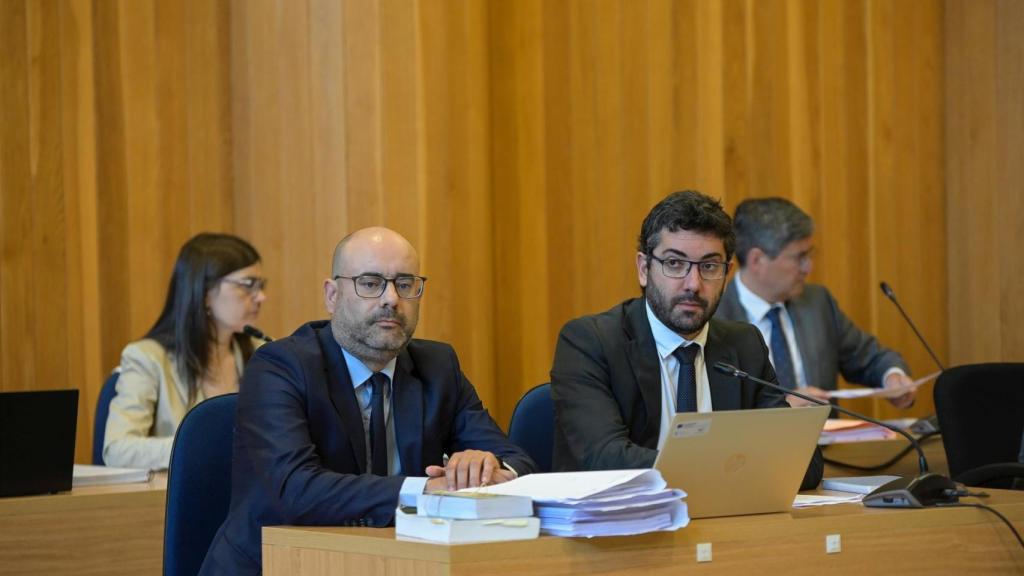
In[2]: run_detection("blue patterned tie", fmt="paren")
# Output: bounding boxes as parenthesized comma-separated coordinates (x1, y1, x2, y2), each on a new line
(369, 373, 389, 476)
(767, 307, 797, 390)
(673, 344, 700, 412)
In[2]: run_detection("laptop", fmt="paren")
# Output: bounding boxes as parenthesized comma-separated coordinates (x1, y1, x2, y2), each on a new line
(0, 390, 79, 497)
(654, 405, 829, 518)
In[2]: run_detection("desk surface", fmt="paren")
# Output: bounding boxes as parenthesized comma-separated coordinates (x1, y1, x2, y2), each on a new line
(0, 472, 166, 576)
(263, 490, 1024, 575)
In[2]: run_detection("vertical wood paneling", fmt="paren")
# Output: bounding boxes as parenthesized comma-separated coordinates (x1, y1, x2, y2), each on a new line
(9, 0, 1010, 463)
(946, 0, 1024, 364)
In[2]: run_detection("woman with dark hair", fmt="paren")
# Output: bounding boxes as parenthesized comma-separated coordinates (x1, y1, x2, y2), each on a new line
(103, 233, 268, 470)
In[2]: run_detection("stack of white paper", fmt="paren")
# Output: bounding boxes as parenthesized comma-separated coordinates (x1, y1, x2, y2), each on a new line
(462, 469, 688, 537)
(72, 464, 151, 487)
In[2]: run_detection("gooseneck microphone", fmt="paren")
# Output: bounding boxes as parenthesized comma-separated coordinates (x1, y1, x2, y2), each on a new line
(713, 361, 928, 473)
(243, 324, 273, 343)
(879, 282, 945, 372)
(713, 361, 964, 508)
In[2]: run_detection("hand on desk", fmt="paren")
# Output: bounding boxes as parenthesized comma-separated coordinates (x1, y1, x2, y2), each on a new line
(785, 386, 830, 407)
(883, 372, 917, 409)
(424, 449, 515, 491)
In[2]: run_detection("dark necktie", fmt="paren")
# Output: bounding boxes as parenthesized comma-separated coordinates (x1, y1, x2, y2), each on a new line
(672, 344, 699, 413)
(369, 372, 389, 476)
(767, 307, 797, 390)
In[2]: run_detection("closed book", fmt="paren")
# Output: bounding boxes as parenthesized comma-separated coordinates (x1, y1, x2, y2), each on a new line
(416, 491, 533, 519)
(822, 475, 902, 495)
(395, 507, 540, 544)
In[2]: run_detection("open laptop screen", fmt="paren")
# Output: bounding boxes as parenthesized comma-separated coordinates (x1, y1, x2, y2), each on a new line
(0, 389, 78, 497)
(654, 405, 829, 518)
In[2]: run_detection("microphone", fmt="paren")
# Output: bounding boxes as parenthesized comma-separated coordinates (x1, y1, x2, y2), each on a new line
(879, 282, 945, 371)
(243, 324, 273, 343)
(712, 361, 929, 474)
(713, 361, 960, 507)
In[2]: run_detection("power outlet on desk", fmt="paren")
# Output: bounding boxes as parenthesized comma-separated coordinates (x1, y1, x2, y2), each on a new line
(825, 534, 842, 554)
(696, 542, 712, 562)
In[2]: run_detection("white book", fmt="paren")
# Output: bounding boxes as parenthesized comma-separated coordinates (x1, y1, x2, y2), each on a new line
(72, 464, 151, 487)
(395, 507, 540, 544)
(416, 491, 533, 519)
(822, 475, 902, 495)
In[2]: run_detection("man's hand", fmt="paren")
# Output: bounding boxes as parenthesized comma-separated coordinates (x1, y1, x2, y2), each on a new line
(424, 450, 516, 491)
(884, 372, 917, 409)
(785, 386, 830, 407)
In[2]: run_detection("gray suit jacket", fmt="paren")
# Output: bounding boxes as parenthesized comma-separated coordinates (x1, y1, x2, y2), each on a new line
(716, 278, 908, 390)
(550, 298, 823, 490)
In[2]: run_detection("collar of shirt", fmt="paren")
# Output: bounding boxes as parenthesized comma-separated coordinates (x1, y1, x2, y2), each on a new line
(645, 300, 709, 358)
(735, 271, 778, 322)
(341, 347, 397, 390)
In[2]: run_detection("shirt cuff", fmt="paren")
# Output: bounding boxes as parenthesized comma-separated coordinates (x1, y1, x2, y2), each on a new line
(399, 477, 429, 507)
(502, 462, 519, 478)
(881, 367, 907, 387)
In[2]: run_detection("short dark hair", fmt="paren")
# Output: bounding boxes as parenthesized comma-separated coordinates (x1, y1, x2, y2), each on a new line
(638, 190, 735, 260)
(733, 197, 814, 266)
(146, 232, 261, 405)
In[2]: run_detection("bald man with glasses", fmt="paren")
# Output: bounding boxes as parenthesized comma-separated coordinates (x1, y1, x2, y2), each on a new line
(202, 227, 535, 576)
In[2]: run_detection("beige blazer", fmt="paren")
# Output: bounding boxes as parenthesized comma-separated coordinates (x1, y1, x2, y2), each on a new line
(103, 338, 248, 471)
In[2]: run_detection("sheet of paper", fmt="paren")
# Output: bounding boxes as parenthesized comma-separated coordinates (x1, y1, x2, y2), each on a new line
(464, 469, 665, 503)
(792, 493, 864, 508)
(826, 371, 940, 399)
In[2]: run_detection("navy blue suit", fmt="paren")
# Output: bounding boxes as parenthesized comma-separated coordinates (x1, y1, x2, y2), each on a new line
(200, 321, 536, 575)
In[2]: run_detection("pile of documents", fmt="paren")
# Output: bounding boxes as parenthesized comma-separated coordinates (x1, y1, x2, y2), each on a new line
(395, 491, 540, 544)
(818, 419, 897, 444)
(465, 469, 688, 537)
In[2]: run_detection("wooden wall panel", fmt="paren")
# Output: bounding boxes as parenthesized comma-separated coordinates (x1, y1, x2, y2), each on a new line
(946, 0, 1024, 364)
(10, 0, 1011, 463)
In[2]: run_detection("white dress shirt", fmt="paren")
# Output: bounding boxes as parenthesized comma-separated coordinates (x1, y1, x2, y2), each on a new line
(734, 272, 809, 389)
(645, 301, 712, 452)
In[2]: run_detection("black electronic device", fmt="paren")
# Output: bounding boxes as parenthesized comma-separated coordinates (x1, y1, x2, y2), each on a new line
(0, 389, 79, 497)
(861, 473, 961, 508)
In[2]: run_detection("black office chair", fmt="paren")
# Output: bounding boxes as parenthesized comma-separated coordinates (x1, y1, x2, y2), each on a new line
(508, 383, 554, 473)
(933, 363, 1024, 489)
(92, 368, 121, 465)
(164, 393, 237, 576)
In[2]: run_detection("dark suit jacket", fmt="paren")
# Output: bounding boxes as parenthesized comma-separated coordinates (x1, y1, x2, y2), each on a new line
(200, 321, 536, 575)
(550, 298, 823, 490)
(716, 278, 909, 390)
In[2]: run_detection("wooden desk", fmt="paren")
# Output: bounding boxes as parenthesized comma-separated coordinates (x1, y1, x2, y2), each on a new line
(822, 434, 948, 478)
(0, 472, 166, 576)
(262, 490, 1023, 575)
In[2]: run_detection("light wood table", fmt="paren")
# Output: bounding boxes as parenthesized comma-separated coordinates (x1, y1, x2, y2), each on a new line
(822, 434, 948, 478)
(262, 490, 1024, 575)
(0, 472, 166, 576)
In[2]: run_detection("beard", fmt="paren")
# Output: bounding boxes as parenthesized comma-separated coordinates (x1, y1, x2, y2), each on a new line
(646, 280, 722, 337)
(332, 305, 417, 365)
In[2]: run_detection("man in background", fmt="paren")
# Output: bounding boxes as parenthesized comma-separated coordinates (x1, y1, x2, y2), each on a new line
(715, 197, 915, 408)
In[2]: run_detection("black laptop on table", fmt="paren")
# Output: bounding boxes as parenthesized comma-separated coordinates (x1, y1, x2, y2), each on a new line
(0, 389, 78, 497)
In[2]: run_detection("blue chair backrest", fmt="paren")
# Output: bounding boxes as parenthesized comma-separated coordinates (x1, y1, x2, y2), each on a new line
(163, 393, 237, 576)
(92, 369, 120, 465)
(508, 383, 553, 473)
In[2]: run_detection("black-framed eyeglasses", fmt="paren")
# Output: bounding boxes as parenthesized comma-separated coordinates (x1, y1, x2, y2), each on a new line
(221, 276, 268, 295)
(333, 274, 427, 299)
(646, 254, 729, 281)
